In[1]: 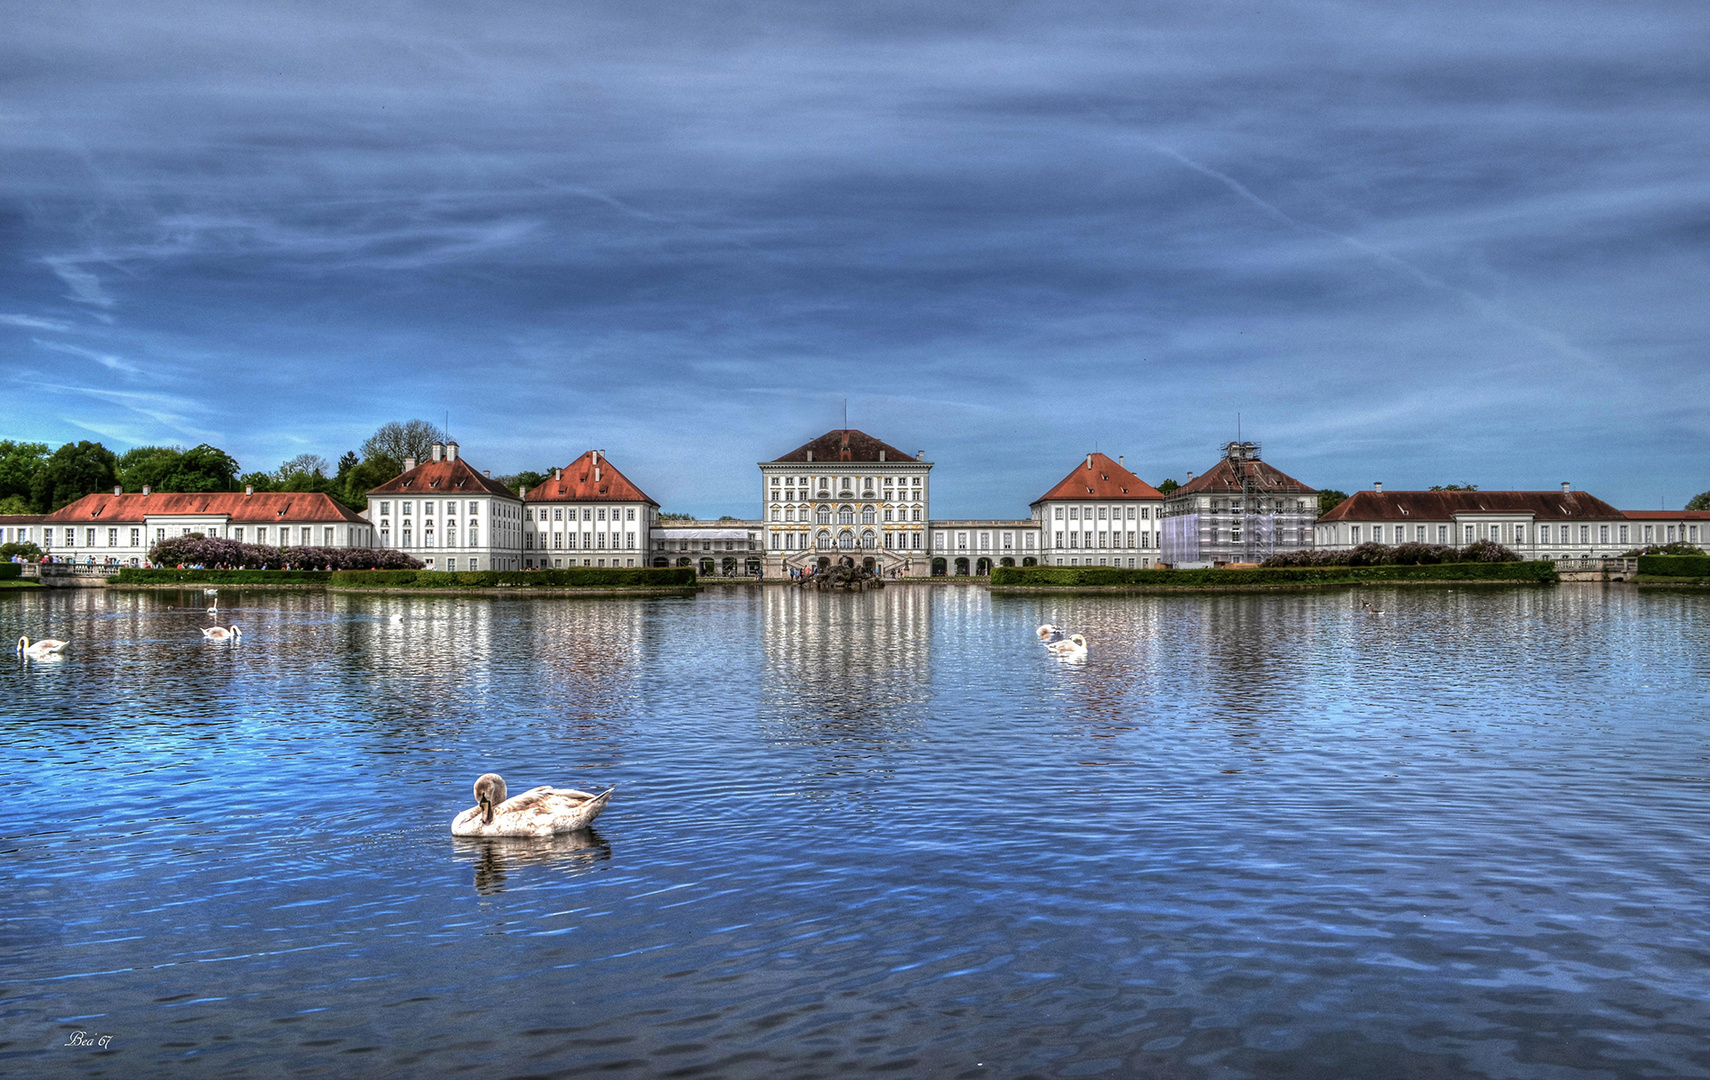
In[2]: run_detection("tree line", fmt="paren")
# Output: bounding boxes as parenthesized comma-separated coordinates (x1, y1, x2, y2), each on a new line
(0, 419, 553, 515)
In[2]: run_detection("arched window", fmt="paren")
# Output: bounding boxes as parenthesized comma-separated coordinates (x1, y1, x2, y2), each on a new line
(912, 507, 922, 522)
(785, 508, 795, 522)
(816, 529, 831, 549)
(861, 529, 875, 548)
(839, 530, 854, 549)
(838, 505, 854, 525)
(861, 506, 875, 524)
(817, 506, 831, 525)
(770, 504, 781, 521)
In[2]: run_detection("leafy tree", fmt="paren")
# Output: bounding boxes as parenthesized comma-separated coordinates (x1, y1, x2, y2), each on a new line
(1687, 490, 1710, 512)
(499, 470, 548, 497)
(238, 471, 278, 493)
(1317, 489, 1349, 516)
(658, 511, 695, 521)
(0, 494, 33, 515)
(334, 451, 359, 483)
(1428, 484, 1479, 492)
(1156, 478, 1180, 495)
(117, 443, 239, 493)
(0, 540, 42, 561)
(360, 420, 447, 468)
(0, 440, 50, 505)
(31, 441, 119, 510)
(339, 457, 402, 510)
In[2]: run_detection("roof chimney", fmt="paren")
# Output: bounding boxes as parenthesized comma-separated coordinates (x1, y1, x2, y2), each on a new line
(244, 484, 254, 496)
(446, 441, 459, 462)
(483, 470, 490, 478)
(142, 484, 151, 496)
(1374, 481, 1383, 493)
(1561, 481, 1570, 493)
(1086, 455, 1093, 470)
(553, 468, 562, 481)
(916, 451, 924, 461)
(1186, 472, 1194, 482)
(113, 485, 121, 495)
(1119, 456, 1124, 466)
(431, 443, 443, 463)
(403, 456, 416, 473)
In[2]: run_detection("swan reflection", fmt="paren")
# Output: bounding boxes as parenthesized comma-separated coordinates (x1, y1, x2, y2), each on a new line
(453, 829, 612, 895)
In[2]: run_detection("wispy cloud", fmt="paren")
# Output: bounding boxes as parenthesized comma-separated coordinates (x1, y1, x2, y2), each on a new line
(33, 339, 145, 377)
(0, 314, 73, 332)
(43, 258, 116, 311)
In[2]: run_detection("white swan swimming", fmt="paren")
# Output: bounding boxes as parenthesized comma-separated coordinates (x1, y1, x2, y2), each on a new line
(451, 773, 614, 837)
(17, 636, 68, 659)
(201, 624, 241, 641)
(1036, 623, 1062, 642)
(1046, 633, 1087, 659)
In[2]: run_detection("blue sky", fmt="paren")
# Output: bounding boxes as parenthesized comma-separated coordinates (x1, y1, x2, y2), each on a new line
(2, 1, 1705, 515)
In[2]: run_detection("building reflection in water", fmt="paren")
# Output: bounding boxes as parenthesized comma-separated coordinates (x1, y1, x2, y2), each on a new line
(758, 586, 933, 792)
(452, 830, 612, 895)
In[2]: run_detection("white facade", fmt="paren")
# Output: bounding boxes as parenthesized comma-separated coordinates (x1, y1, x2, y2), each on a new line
(366, 442, 525, 571)
(759, 431, 933, 577)
(521, 450, 657, 569)
(1030, 452, 1167, 569)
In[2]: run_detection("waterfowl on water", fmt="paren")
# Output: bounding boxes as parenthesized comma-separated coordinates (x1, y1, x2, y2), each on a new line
(1046, 633, 1088, 659)
(17, 636, 67, 659)
(201, 624, 241, 641)
(1036, 623, 1062, 642)
(451, 773, 613, 838)
(1363, 603, 1384, 615)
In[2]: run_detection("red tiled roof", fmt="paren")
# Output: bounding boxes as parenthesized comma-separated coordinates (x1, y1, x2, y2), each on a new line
(1622, 510, 1710, 520)
(524, 451, 656, 505)
(1033, 453, 1163, 503)
(367, 454, 517, 498)
(769, 429, 917, 464)
(0, 514, 45, 525)
(1173, 456, 1316, 496)
(44, 491, 367, 524)
(1318, 490, 1622, 522)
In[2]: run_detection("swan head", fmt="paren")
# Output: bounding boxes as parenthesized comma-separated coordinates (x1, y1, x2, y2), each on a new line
(230, 624, 241, 637)
(474, 773, 507, 825)
(1071, 634, 1087, 647)
(1036, 624, 1059, 640)
(16, 636, 26, 654)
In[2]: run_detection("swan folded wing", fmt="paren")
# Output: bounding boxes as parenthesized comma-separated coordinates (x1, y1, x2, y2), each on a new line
(451, 786, 612, 837)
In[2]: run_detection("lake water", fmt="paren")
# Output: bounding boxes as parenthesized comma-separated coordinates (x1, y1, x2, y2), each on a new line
(3, 583, 1708, 1079)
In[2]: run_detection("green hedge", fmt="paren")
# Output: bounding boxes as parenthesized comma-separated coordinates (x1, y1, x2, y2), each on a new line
(1637, 554, 1710, 578)
(989, 561, 1559, 588)
(112, 568, 334, 584)
(0, 562, 20, 581)
(328, 567, 698, 589)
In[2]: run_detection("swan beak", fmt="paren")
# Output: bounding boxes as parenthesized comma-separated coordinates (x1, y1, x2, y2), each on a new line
(480, 797, 493, 825)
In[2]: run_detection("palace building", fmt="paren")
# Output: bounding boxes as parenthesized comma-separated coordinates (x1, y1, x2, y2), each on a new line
(1161, 442, 1318, 568)
(366, 441, 524, 571)
(1314, 483, 1635, 559)
(42, 486, 374, 566)
(521, 450, 658, 569)
(1031, 453, 1165, 568)
(759, 429, 932, 576)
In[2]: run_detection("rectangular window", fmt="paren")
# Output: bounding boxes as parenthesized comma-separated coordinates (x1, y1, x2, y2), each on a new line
(1464, 525, 1474, 543)
(1127, 507, 1136, 520)
(554, 508, 563, 520)
(131, 528, 141, 546)
(381, 502, 392, 515)
(1351, 526, 1361, 543)
(1580, 526, 1589, 543)
(324, 527, 334, 545)
(469, 502, 478, 514)
(88, 528, 97, 546)
(1619, 525, 1629, 543)
(108, 528, 118, 546)
(1644, 525, 1654, 542)
(598, 508, 606, 521)
(626, 508, 635, 520)
(44, 527, 54, 546)
(626, 532, 636, 548)
(1514, 525, 1524, 543)
(597, 532, 606, 548)
(1098, 531, 1108, 548)
(1416, 525, 1425, 542)
(1097, 507, 1106, 520)
(1599, 525, 1609, 544)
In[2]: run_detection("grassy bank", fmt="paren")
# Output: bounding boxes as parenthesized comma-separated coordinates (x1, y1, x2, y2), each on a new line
(0, 578, 43, 589)
(989, 561, 1558, 591)
(328, 567, 698, 589)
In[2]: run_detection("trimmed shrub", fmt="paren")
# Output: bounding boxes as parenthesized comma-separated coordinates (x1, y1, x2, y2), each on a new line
(328, 566, 698, 589)
(0, 562, 21, 580)
(1637, 554, 1710, 578)
(1622, 542, 1706, 557)
(989, 562, 1557, 588)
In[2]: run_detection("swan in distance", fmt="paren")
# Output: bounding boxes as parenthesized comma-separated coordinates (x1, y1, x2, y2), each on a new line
(451, 773, 613, 837)
(1046, 633, 1087, 660)
(1036, 623, 1062, 642)
(201, 624, 241, 641)
(17, 636, 68, 659)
